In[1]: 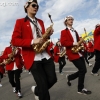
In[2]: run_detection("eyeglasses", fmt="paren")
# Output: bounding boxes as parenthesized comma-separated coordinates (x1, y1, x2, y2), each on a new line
(32, 4, 39, 9)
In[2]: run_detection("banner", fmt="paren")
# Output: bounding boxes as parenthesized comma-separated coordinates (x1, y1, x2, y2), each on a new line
(81, 30, 94, 41)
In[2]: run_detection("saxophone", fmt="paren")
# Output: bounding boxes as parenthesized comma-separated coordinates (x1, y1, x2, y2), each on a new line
(59, 49, 66, 57)
(71, 28, 87, 53)
(4, 47, 17, 65)
(0, 62, 4, 66)
(32, 14, 54, 53)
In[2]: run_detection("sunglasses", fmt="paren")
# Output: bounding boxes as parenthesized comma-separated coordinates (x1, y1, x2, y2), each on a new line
(32, 4, 39, 9)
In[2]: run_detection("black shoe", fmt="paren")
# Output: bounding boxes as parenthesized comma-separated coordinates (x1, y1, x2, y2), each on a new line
(77, 89, 92, 95)
(66, 74, 71, 86)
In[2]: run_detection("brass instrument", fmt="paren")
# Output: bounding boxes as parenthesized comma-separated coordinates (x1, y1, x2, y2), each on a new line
(0, 62, 4, 66)
(71, 28, 87, 53)
(4, 47, 17, 65)
(32, 13, 54, 53)
(59, 49, 66, 57)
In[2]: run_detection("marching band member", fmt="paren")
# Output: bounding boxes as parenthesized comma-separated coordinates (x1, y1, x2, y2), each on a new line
(2, 42, 23, 98)
(49, 41, 55, 59)
(87, 39, 95, 60)
(91, 25, 100, 76)
(54, 40, 66, 75)
(60, 15, 91, 95)
(11, 0, 57, 100)
(82, 41, 92, 67)
(0, 54, 5, 87)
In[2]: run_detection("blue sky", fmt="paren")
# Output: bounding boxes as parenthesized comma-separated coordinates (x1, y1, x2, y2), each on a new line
(0, 0, 100, 52)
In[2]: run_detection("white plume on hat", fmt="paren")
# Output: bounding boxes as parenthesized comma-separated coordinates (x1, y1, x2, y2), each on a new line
(28, 0, 34, 2)
(24, 2, 29, 8)
(64, 15, 74, 22)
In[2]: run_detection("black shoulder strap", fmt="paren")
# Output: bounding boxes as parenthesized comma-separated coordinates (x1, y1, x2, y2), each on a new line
(25, 16, 38, 28)
(74, 30, 79, 42)
(25, 16, 42, 35)
(66, 28, 79, 42)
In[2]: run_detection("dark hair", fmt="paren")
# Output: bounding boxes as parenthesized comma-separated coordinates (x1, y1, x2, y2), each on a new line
(56, 41, 60, 46)
(95, 25, 100, 29)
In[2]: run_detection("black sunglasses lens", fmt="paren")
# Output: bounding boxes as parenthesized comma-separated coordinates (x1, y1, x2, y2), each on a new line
(32, 4, 38, 8)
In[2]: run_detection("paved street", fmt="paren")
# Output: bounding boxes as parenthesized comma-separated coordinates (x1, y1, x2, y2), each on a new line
(0, 58, 100, 100)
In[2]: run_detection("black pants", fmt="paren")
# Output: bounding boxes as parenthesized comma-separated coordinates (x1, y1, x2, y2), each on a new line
(30, 58, 57, 100)
(0, 72, 3, 82)
(83, 51, 89, 64)
(88, 52, 95, 60)
(58, 56, 66, 73)
(68, 57, 87, 91)
(8, 69, 21, 92)
(92, 50, 100, 73)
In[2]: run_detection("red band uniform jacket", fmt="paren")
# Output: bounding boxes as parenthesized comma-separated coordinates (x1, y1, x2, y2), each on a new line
(54, 46, 60, 63)
(82, 42, 87, 52)
(47, 41, 54, 59)
(87, 41, 94, 53)
(60, 28, 82, 61)
(2, 47, 23, 71)
(11, 17, 53, 70)
(94, 26, 100, 51)
(0, 56, 5, 74)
